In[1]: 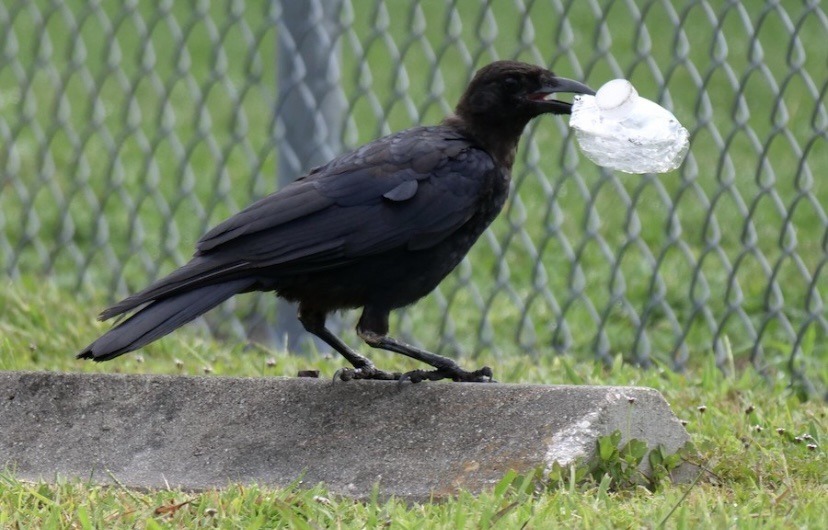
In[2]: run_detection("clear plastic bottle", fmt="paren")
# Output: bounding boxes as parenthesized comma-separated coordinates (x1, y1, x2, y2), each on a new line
(569, 79, 689, 174)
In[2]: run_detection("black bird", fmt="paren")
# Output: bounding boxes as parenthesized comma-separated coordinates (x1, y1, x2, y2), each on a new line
(78, 61, 594, 382)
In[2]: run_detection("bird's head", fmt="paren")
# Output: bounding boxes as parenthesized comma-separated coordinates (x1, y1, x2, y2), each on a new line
(454, 61, 595, 125)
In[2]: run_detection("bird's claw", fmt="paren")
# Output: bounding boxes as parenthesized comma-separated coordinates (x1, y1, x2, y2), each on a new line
(333, 366, 401, 382)
(399, 365, 495, 384)
(333, 365, 495, 384)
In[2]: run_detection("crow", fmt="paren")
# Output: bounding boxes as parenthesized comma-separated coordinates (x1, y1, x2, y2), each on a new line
(78, 60, 594, 383)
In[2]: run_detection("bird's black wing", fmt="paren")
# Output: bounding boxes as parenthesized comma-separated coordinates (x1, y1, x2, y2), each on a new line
(100, 126, 497, 318)
(197, 126, 497, 268)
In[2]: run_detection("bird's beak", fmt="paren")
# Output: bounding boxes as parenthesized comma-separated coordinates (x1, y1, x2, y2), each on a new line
(528, 76, 596, 115)
(548, 77, 596, 97)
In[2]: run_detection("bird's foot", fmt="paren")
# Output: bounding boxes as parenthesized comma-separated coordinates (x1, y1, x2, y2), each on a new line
(399, 365, 495, 384)
(333, 365, 402, 382)
(333, 364, 495, 384)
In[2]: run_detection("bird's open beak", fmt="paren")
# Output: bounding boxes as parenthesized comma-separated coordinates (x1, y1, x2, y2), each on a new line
(528, 76, 596, 115)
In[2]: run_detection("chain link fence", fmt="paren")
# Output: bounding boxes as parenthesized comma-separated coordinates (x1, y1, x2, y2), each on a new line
(1, 0, 825, 395)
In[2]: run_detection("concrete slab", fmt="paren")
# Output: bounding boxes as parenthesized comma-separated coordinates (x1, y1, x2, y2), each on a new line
(0, 371, 695, 501)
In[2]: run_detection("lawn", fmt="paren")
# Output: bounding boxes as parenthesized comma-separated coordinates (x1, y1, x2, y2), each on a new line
(1, 278, 826, 528)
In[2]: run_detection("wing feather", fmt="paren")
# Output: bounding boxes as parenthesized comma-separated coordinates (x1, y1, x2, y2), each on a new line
(192, 126, 496, 272)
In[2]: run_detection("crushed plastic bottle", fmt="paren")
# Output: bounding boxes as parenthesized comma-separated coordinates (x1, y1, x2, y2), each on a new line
(569, 79, 689, 174)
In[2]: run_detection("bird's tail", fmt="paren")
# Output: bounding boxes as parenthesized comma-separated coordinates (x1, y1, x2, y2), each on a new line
(77, 278, 254, 361)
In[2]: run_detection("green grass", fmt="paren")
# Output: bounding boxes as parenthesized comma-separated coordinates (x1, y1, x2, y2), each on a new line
(1, 278, 826, 528)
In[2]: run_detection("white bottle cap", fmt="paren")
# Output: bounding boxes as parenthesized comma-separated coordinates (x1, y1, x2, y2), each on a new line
(595, 79, 638, 121)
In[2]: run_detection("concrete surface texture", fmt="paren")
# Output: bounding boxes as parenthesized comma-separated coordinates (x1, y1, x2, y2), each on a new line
(0, 371, 695, 501)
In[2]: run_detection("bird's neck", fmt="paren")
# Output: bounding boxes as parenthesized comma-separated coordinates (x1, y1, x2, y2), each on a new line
(442, 114, 526, 170)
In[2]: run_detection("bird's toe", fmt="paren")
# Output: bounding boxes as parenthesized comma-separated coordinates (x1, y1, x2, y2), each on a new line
(334, 366, 401, 382)
(398, 365, 496, 384)
(456, 365, 496, 383)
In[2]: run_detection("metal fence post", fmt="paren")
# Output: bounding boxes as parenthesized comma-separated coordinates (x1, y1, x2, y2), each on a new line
(263, 0, 345, 353)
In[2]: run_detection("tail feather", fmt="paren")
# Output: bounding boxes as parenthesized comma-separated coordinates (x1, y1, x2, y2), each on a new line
(98, 257, 248, 320)
(78, 279, 254, 361)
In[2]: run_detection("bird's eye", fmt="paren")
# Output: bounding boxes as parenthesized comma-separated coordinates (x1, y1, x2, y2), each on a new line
(503, 76, 520, 91)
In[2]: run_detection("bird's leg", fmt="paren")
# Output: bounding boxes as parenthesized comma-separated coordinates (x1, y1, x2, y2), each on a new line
(297, 307, 399, 381)
(357, 310, 494, 383)
(360, 331, 494, 383)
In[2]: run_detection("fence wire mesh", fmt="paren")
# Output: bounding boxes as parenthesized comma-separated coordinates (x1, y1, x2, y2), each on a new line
(1, 0, 825, 395)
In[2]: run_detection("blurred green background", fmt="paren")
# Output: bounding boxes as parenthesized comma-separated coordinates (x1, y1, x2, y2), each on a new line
(1, 0, 825, 392)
